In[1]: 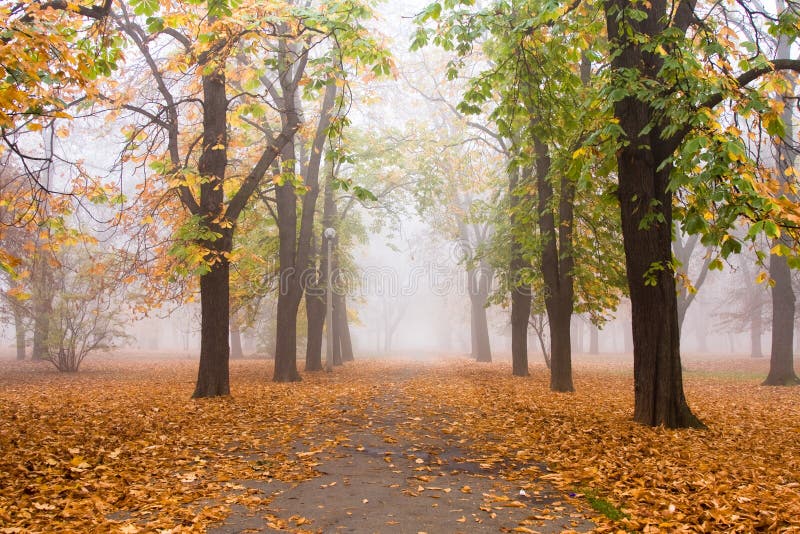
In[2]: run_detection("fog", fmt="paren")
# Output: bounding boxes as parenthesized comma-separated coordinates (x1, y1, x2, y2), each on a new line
(1, 0, 796, 369)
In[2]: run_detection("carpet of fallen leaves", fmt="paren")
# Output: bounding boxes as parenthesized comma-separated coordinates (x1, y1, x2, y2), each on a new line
(1, 352, 799, 533)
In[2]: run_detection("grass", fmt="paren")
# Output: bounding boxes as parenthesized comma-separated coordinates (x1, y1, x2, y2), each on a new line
(576, 486, 628, 522)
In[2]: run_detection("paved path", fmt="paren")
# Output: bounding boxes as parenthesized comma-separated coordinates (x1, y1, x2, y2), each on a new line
(210, 368, 595, 533)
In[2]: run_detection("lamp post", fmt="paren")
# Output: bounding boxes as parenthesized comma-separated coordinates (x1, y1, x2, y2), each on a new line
(324, 227, 336, 372)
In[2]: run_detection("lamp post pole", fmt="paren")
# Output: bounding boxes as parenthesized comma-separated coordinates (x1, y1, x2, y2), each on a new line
(324, 227, 336, 372)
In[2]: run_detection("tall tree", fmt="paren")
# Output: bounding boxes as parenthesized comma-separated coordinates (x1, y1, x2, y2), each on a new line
(603, 0, 800, 424)
(508, 160, 533, 376)
(419, 0, 800, 426)
(110, 1, 300, 396)
(271, 54, 337, 382)
(765, 0, 800, 385)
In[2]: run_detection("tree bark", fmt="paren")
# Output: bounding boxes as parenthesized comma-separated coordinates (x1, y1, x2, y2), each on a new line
(605, 1, 703, 428)
(509, 163, 531, 377)
(764, 252, 799, 384)
(273, 62, 335, 382)
(274, 287, 302, 381)
(304, 229, 325, 372)
(193, 256, 231, 397)
(273, 134, 303, 381)
(305, 291, 325, 371)
(763, 10, 798, 385)
(535, 135, 574, 392)
(192, 62, 232, 398)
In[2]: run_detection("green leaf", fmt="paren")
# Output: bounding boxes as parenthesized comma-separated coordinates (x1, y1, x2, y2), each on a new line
(131, 0, 159, 16)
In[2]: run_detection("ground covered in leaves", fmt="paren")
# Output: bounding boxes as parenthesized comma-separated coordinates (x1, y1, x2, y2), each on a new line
(0, 352, 798, 533)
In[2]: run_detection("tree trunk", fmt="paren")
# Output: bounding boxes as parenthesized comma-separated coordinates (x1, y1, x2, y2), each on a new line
(509, 164, 531, 377)
(274, 289, 302, 382)
(31, 252, 52, 361)
(305, 230, 325, 372)
(14, 303, 25, 360)
(305, 292, 325, 371)
(535, 135, 574, 392)
(750, 305, 763, 358)
(510, 286, 530, 376)
(763, 18, 798, 385)
(230, 321, 243, 359)
(336, 293, 354, 362)
(471, 294, 492, 362)
(192, 62, 232, 398)
(605, 2, 702, 428)
(273, 67, 334, 382)
(469, 262, 492, 363)
(193, 258, 231, 397)
(273, 127, 302, 382)
(764, 252, 799, 384)
(548, 309, 573, 391)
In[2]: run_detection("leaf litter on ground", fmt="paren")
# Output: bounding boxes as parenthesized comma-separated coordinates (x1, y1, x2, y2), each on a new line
(0, 354, 797, 533)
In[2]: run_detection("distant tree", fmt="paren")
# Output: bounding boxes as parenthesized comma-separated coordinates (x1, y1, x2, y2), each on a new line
(714, 253, 770, 359)
(45, 246, 130, 372)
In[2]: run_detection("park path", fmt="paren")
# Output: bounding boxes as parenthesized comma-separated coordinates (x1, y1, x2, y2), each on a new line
(210, 366, 595, 533)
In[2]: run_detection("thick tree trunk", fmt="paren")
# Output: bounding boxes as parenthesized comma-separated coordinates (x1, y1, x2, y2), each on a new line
(305, 229, 325, 372)
(274, 289, 302, 382)
(617, 157, 701, 427)
(763, 21, 798, 385)
(305, 292, 325, 371)
(192, 63, 232, 398)
(14, 304, 25, 360)
(548, 309, 573, 391)
(535, 135, 575, 392)
(273, 68, 333, 381)
(273, 132, 302, 381)
(510, 285, 530, 376)
(606, 1, 702, 428)
(509, 164, 531, 377)
(230, 321, 243, 359)
(193, 258, 231, 397)
(764, 252, 799, 384)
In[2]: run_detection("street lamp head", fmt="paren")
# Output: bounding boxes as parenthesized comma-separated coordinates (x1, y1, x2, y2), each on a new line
(324, 227, 337, 240)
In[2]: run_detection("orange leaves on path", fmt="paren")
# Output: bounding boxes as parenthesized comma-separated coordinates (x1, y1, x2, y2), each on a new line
(0, 355, 798, 532)
(394, 360, 800, 532)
